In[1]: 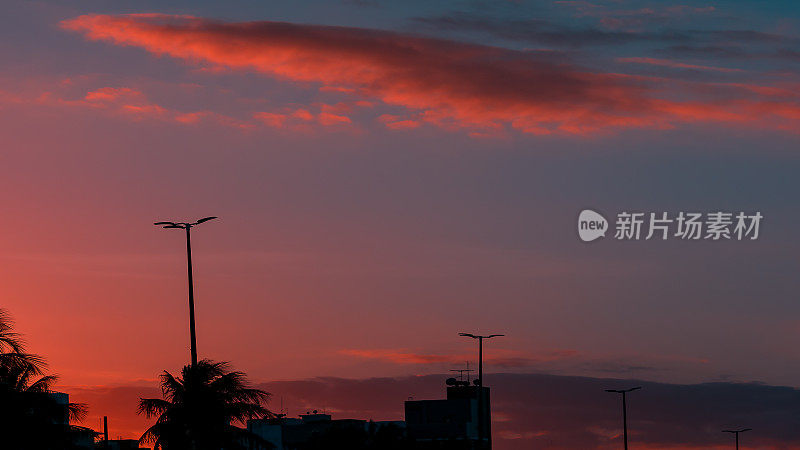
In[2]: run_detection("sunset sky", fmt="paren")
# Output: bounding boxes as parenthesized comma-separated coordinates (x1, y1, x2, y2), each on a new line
(2, 0, 800, 448)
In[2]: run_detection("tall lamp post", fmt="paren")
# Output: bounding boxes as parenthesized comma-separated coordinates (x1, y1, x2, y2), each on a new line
(459, 332, 503, 449)
(605, 387, 641, 450)
(154, 216, 217, 367)
(723, 428, 751, 450)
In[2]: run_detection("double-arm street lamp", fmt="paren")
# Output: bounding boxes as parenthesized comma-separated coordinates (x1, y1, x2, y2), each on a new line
(154, 216, 217, 367)
(459, 332, 504, 449)
(605, 387, 641, 450)
(458, 333, 504, 388)
(722, 428, 751, 450)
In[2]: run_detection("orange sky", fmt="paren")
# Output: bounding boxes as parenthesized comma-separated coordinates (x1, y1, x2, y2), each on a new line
(3, 0, 800, 448)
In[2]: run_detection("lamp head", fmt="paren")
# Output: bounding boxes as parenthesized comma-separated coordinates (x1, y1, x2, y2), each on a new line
(194, 216, 218, 225)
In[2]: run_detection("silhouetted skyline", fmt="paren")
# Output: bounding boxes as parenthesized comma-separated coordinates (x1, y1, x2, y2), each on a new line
(2, 0, 799, 448)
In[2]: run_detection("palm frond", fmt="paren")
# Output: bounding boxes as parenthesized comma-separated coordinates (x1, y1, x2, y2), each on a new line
(159, 370, 183, 402)
(138, 398, 172, 419)
(27, 374, 58, 393)
(68, 401, 88, 422)
(225, 401, 271, 423)
(0, 352, 47, 376)
(0, 309, 26, 354)
(139, 422, 164, 445)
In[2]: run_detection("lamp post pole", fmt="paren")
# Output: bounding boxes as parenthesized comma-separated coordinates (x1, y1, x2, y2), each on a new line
(605, 387, 641, 450)
(155, 217, 217, 367)
(723, 428, 751, 450)
(184, 225, 197, 367)
(459, 332, 503, 449)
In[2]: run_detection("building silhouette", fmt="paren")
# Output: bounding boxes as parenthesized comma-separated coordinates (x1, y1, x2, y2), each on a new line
(50, 392, 97, 449)
(247, 376, 493, 450)
(405, 378, 491, 449)
(248, 411, 405, 449)
(96, 440, 149, 450)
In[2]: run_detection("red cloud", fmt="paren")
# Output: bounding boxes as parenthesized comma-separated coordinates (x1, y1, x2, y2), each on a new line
(339, 349, 455, 364)
(379, 114, 422, 130)
(84, 87, 143, 102)
(253, 107, 353, 130)
(318, 112, 351, 126)
(62, 14, 800, 135)
(292, 109, 314, 121)
(340, 348, 580, 367)
(253, 111, 288, 127)
(617, 57, 744, 73)
(2, 79, 254, 129)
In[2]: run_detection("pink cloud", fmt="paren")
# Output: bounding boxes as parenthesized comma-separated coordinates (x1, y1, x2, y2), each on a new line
(292, 108, 314, 121)
(0, 78, 256, 129)
(339, 349, 454, 364)
(0, 14, 761, 138)
(617, 57, 744, 73)
(318, 112, 351, 126)
(254, 111, 288, 127)
(84, 87, 143, 102)
(59, 14, 800, 137)
(340, 348, 580, 367)
(378, 114, 422, 130)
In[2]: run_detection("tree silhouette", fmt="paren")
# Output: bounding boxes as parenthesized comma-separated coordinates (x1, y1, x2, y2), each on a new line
(138, 360, 275, 450)
(0, 308, 90, 449)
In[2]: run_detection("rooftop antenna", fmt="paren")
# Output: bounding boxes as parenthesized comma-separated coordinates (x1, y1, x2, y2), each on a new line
(449, 362, 475, 383)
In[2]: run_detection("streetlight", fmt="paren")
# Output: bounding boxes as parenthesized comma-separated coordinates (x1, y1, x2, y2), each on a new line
(154, 216, 217, 367)
(605, 387, 641, 450)
(722, 428, 751, 450)
(459, 332, 503, 449)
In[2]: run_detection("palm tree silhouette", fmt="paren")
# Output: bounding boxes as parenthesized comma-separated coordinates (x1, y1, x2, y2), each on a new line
(138, 360, 275, 450)
(0, 308, 25, 352)
(0, 308, 43, 375)
(0, 309, 89, 449)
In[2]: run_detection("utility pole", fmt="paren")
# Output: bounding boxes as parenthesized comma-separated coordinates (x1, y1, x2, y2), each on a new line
(102, 416, 108, 449)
